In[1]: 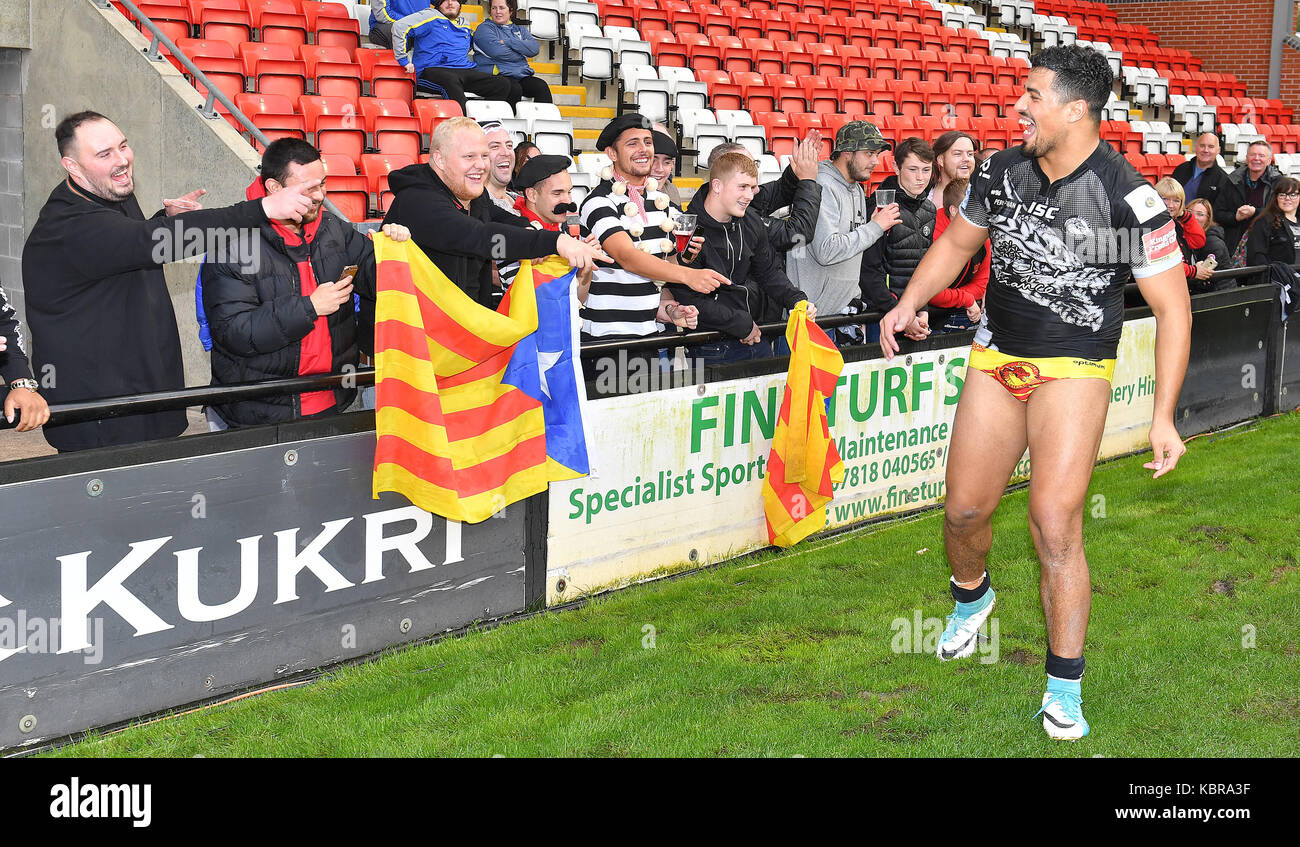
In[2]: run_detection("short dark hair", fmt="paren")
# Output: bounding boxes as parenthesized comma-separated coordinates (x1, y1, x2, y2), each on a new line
(55, 110, 111, 157)
(1029, 45, 1114, 123)
(893, 137, 935, 169)
(261, 138, 322, 184)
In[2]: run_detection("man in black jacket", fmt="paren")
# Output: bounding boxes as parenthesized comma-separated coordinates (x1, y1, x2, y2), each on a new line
(861, 137, 939, 326)
(669, 152, 813, 366)
(1214, 140, 1283, 255)
(202, 139, 411, 428)
(1172, 133, 1229, 207)
(382, 116, 606, 307)
(0, 278, 48, 432)
(21, 111, 316, 451)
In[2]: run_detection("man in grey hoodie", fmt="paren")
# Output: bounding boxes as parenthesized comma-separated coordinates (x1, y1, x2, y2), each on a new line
(787, 121, 902, 345)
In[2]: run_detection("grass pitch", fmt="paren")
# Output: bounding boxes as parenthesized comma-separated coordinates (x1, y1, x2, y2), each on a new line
(52, 413, 1300, 757)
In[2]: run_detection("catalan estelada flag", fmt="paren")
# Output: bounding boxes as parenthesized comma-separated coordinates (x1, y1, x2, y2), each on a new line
(371, 237, 588, 523)
(762, 301, 845, 547)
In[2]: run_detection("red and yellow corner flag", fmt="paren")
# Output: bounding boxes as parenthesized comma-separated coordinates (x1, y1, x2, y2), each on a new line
(371, 235, 549, 523)
(762, 301, 846, 547)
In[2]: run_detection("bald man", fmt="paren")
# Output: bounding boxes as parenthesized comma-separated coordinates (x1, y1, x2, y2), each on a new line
(1171, 132, 1229, 207)
(380, 116, 605, 305)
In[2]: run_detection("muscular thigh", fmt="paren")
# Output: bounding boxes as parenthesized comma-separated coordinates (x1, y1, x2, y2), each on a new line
(945, 364, 1031, 516)
(1025, 377, 1111, 518)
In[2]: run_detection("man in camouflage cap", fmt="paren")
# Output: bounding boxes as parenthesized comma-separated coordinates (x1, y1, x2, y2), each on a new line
(786, 120, 903, 344)
(834, 119, 893, 155)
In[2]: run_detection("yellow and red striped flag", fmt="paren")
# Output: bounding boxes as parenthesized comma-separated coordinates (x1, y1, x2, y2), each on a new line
(371, 236, 556, 523)
(762, 301, 845, 547)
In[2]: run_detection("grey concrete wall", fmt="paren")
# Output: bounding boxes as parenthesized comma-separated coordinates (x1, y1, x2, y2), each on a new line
(0, 0, 31, 50)
(22, 0, 262, 388)
(0, 48, 24, 346)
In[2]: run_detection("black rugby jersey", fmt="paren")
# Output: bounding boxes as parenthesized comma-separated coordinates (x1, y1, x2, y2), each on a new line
(960, 140, 1182, 359)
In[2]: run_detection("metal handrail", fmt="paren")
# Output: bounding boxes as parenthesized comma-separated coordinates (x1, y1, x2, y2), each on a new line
(91, 0, 350, 221)
(0, 268, 1282, 431)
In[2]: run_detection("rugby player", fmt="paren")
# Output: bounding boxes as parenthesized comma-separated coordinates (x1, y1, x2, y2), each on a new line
(879, 45, 1192, 740)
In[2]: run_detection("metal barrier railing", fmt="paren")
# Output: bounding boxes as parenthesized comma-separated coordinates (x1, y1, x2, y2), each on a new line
(0, 267, 1282, 433)
(91, 0, 350, 221)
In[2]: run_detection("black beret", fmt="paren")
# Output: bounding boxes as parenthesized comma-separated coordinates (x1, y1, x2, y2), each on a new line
(515, 154, 572, 190)
(653, 131, 678, 159)
(596, 112, 654, 152)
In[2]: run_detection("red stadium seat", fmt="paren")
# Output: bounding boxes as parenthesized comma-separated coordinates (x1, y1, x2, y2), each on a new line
(361, 153, 415, 199)
(775, 42, 814, 78)
(304, 2, 360, 50)
(191, 56, 246, 107)
(729, 8, 762, 40)
(684, 42, 722, 72)
(301, 45, 362, 101)
(355, 49, 415, 100)
(794, 75, 837, 114)
(197, 7, 253, 48)
(326, 174, 371, 221)
(177, 38, 237, 59)
(300, 95, 365, 165)
(413, 98, 463, 141)
(321, 152, 358, 175)
(764, 73, 807, 112)
(131, 7, 192, 55)
(755, 9, 791, 41)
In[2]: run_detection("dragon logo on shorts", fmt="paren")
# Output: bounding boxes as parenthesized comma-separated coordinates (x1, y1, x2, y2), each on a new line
(995, 360, 1050, 401)
(988, 170, 1112, 330)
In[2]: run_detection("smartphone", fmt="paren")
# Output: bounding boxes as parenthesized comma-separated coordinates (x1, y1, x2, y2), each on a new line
(339, 264, 359, 282)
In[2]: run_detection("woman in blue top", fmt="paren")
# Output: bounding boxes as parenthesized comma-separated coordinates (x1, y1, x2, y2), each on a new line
(472, 0, 552, 103)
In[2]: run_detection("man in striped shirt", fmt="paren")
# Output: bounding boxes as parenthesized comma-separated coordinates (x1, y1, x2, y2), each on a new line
(578, 113, 731, 348)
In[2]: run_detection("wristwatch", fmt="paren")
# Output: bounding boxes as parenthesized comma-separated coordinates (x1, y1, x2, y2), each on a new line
(10, 378, 39, 392)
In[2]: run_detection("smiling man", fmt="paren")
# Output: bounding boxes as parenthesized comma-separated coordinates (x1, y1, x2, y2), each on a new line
(879, 45, 1193, 740)
(22, 110, 317, 451)
(667, 151, 813, 367)
(482, 121, 519, 215)
(382, 116, 605, 306)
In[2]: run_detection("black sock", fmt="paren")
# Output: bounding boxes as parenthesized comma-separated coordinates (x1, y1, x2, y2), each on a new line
(950, 571, 990, 604)
(1045, 650, 1085, 681)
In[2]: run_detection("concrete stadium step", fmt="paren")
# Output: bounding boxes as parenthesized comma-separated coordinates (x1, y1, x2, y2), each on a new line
(549, 84, 587, 107)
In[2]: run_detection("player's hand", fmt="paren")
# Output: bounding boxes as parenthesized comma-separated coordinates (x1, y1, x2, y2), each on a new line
(381, 223, 412, 242)
(262, 179, 317, 222)
(163, 188, 206, 216)
(879, 301, 918, 359)
(871, 202, 902, 230)
(681, 267, 729, 293)
(556, 232, 611, 271)
(310, 276, 354, 317)
(741, 322, 763, 345)
(5, 386, 49, 432)
(1144, 419, 1187, 479)
(791, 132, 821, 181)
(966, 302, 983, 323)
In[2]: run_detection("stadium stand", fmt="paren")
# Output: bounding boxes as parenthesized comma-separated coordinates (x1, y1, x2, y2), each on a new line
(111, 0, 1300, 216)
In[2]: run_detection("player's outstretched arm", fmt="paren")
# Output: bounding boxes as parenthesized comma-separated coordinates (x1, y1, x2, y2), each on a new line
(880, 215, 987, 358)
(1135, 263, 1192, 478)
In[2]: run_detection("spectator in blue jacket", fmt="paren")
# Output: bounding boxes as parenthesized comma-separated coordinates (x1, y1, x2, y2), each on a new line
(393, 0, 520, 110)
(368, 0, 430, 49)
(472, 0, 552, 103)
